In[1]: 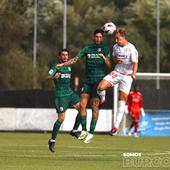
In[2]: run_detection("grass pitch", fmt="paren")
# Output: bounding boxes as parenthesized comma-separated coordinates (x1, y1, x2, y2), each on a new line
(0, 132, 169, 170)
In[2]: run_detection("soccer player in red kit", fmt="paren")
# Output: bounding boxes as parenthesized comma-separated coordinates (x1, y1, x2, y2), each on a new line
(125, 84, 145, 137)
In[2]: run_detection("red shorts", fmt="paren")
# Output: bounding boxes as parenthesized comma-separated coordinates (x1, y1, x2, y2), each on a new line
(131, 111, 140, 120)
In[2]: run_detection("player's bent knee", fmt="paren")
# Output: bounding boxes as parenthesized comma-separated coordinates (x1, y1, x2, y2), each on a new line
(80, 101, 87, 109)
(58, 114, 65, 122)
(119, 91, 128, 101)
(97, 80, 111, 91)
(97, 81, 105, 91)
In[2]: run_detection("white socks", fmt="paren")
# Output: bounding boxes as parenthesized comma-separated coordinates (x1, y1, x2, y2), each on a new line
(97, 90, 106, 103)
(115, 100, 126, 128)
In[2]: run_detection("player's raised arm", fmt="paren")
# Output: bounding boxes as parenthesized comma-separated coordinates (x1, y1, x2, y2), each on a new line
(56, 56, 79, 69)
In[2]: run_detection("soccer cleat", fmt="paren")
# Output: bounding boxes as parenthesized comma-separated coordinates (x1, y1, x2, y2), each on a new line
(134, 132, 139, 137)
(110, 127, 118, 136)
(128, 130, 131, 136)
(78, 131, 88, 140)
(70, 130, 79, 139)
(84, 133, 94, 144)
(48, 139, 55, 152)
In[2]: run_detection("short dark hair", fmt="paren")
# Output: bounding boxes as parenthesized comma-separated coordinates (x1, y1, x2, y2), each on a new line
(58, 48, 69, 56)
(94, 29, 104, 36)
(113, 28, 126, 37)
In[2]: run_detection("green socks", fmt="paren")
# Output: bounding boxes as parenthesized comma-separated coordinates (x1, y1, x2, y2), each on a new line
(89, 119, 97, 134)
(81, 115, 87, 131)
(51, 120, 62, 140)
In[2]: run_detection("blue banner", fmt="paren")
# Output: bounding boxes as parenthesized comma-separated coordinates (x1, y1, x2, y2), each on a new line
(138, 111, 170, 136)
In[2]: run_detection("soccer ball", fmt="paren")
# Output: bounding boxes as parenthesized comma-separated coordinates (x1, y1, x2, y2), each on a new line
(103, 22, 116, 35)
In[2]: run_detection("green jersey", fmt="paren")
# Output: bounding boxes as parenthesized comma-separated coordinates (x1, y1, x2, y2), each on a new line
(77, 44, 110, 83)
(48, 63, 73, 97)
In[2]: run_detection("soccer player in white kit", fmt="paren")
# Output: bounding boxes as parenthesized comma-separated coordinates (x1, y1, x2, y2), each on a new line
(97, 28, 138, 135)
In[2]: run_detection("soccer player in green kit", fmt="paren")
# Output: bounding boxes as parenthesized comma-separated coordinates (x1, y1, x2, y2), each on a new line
(48, 49, 81, 152)
(56, 29, 111, 143)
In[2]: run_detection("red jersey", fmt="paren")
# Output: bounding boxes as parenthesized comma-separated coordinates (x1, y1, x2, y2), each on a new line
(126, 91, 143, 113)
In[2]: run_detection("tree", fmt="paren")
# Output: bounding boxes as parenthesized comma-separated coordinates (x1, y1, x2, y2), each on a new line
(0, 49, 33, 90)
(0, 0, 169, 90)
(0, 0, 34, 90)
(120, 0, 170, 72)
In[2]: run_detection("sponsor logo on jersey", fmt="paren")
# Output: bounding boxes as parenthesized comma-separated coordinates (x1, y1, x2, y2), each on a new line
(87, 54, 100, 59)
(61, 74, 71, 78)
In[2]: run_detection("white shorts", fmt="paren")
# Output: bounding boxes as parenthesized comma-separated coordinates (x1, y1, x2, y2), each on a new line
(104, 71, 133, 94)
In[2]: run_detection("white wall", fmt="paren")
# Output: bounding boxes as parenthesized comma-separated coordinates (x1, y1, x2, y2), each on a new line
(0, 108, 112, 132)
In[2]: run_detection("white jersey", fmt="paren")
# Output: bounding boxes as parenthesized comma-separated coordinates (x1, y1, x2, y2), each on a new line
(112, 42, 138, 75)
